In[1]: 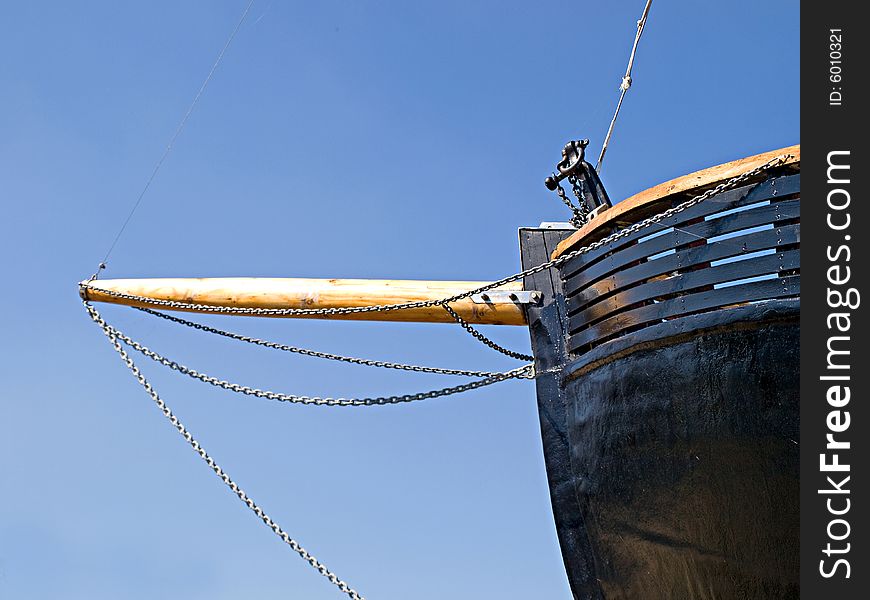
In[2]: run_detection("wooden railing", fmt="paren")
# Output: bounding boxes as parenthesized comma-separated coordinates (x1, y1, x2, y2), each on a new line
(560, 173, 800, 355)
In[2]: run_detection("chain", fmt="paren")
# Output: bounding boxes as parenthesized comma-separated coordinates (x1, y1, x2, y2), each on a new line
(567, 174, 591, 227)
(553, 182, 587, 228)
(442, 304, 534, 361)
(86, 303, 534, 407)
(135, 307, 506, 378)
(88, 303, 367, 599)
(80, 153, 789, 320)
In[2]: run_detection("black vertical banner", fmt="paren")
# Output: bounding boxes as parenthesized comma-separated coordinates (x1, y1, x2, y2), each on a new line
(801, 2, 868, 597)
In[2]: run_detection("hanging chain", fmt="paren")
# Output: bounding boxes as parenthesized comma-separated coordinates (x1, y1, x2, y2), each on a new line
(135, 307, 507, 378)
(567, 174, 592, 226)
(81, 153, 791, 320)
(442, 304, 534, 361)
(553, 181, 588, 228)
(89, 304, 367, 599)
(87, 303, 534, 407)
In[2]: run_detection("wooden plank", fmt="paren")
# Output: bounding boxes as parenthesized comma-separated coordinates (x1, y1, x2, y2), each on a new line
(560, 174, 800, 279)
(565, 198, 799, 294)
(80, 277, 528, 325)
(552, 145, 801, 260)
(571, 250, 800, 328)
(564, 223, 800, 302)
(568, 275, 801, 353)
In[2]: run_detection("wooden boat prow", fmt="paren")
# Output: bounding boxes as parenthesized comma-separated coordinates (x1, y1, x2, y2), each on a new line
(552, 144, 800, 259)
(521, 144, 801, 599)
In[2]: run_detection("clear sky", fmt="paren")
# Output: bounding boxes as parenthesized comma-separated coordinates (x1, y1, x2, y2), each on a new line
(1, 2, 798, 599)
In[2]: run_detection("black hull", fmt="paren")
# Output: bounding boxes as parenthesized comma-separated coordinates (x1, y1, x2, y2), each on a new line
(520, 169, 800, 599)
(565, 304, 799, 599)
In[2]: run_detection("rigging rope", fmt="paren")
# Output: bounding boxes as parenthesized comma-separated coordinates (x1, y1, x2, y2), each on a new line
(596, 0, 653, 172)
(95, 0, 256, 277)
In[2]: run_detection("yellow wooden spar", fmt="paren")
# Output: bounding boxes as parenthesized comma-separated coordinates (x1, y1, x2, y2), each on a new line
(79, 277, 530, 325)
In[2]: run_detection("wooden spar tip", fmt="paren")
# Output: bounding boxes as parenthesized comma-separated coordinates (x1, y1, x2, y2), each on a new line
(79, 277, 531, 326)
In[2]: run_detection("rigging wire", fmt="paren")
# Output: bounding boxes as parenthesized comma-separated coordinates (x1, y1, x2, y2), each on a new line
(94, 0, 256, 277)
(596, 0, 653, 172)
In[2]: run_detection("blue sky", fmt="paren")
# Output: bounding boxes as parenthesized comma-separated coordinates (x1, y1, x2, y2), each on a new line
(1, 2, 798, 599)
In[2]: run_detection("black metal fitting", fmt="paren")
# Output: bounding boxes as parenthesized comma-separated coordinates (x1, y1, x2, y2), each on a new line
(545, 139, 589, 191)
(545, 139, 613, 215)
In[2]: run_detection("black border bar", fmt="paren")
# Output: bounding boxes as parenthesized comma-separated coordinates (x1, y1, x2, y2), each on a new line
(801, 3, 868, 596)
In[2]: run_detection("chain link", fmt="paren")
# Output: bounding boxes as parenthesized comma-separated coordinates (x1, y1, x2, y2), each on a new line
(442, 304, 534, 361)
(135, 306, 507, 378)
(80, 154, 790, 321)
(554, 181, 587, 228)
(567, 174, 591, 227)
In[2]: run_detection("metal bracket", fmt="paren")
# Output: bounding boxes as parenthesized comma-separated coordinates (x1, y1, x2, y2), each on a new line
(544, 138, 613, 215)
(538, 222, 576, 230)
(545, 139, 590, 191)
(471, 290, 542, 306)
(588, 204, 609, 220)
